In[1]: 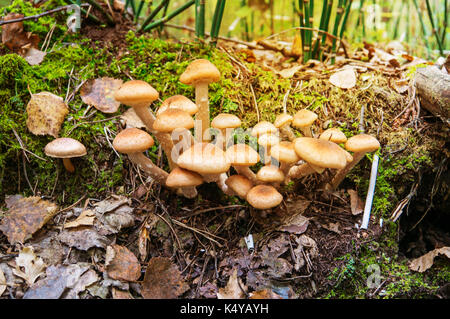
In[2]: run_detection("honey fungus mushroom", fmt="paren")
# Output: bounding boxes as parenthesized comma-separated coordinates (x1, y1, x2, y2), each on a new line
(225, 144, 260, 183)
(180, 59, 220, 142)
(246, 185, 283, 210)
(274, 113, 295, 141)
(211, 113, 241, 149)
(44, 138, 87, 173)
(156, 95, 198, 116)
(113, 128, 168, 185)
(292, 109, 318, 137)
(166, 167, 203, 199)
(225, 174, 253, 199)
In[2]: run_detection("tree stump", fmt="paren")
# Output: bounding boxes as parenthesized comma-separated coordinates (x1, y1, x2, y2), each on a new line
(415, 66, 450, 124)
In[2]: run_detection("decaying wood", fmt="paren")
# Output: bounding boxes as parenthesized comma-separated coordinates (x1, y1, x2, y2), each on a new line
(415, 66, 450, 123)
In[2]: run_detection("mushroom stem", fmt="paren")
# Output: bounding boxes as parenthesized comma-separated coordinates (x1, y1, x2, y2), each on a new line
(62, 158, 75, 173)
(179, 186, 198, 199)
(128, 152, 169, 185)
(194, 81, 210, 142)
(234, 166, 257, 183)
(217, 172, 234, 196)
(300, 127, 313, 138)
(288, 162, 317, 179)
(329, 151, 366, 190)
(280, 125, 296, 141)
(132, 103, 177, 170)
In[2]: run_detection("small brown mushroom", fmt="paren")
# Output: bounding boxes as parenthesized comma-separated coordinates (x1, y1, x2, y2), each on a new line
(257, 133, 280, 165)
(246, 185, 283, 210)
(156, 95, 198, 116)
(319, 128, 347, 144)
(113, 128, 168, 185)
(225, 144, 260, 183)
(166, 167, 203, 199)
(211, 113, 241, 149)
(180, 59, 220, 142)
(44, 138, 87, 173)
(274, 113, 296, 141)
(256, 165, 285, 188)
(328, 134, 380, 190)
(225, 175, 253, 199)
(292, 109, 318, 137)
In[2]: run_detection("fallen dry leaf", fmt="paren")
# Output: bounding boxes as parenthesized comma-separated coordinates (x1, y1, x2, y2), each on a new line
(217, 268, 247, 299)
(0, 267, 6, 296)
(105, 244, 141, 282)
(26, 92, 69, 138)
(329, 67, 357, 89)
(24, 47, 46, 66)
(13, 246, 46, 286)
(348, 189, 364, 215)
(0, 195, 59, 244)
(58, 227, 111, 251)
(141, 257, 189, 299)
(120, 108, 146, 129)
(249, 289, 283, 299)
(1, 13, 40, 55)
(80, 77, 123, 113)
(64, 209, 96, 228)
(112, 287, 133, 299)
(409, 247, 450, 273)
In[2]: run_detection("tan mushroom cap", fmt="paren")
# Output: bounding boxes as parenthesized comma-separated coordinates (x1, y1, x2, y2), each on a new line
(180, 59, 221, 85)
(177, 143, 230, 174)
(156, 95, 198, 116)
(274, 113, 293, 128)
(225, 144, 260, 166)
(257, 133, 280, 148)
(211, 113, 242, 129)
(113, 128, 154, 154)
(292, 109, 318, 128)
(166, 167, 203, 188)
(294, 137, 347, 169)
(251, 121, 278, 137)
(114, 80, 159, 105)
(256, 165, 285, 183)
(225, 175, 253, 198)
(246, 185, 283, 210)
(44, 138, 87, 159)
(270, 141, 300, 164)
(345, 134, 380, 153)
(152, 108, 194, 132)
(319, 128, 348, 144)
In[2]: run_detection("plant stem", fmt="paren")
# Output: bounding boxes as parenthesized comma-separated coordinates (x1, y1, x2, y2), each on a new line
(331, 0, 345, 64)
(85, 0, 115, 25)
(211, 0, 226, 45)
(425, 0, 444, 55)
(143, 0, 195, 31)
(412, 0, 431, 58)
(139, 0, 168, 31)
(195, 0, 206, 38)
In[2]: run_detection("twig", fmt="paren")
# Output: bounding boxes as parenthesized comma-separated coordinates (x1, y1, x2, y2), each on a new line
(360, 154, 379, 230)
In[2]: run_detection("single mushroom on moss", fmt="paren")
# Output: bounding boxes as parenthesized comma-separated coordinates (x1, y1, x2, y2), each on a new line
(114, 80, 176, 170)
(166, 167, 203, 199)
(289, 137, 347, 179)
(44, 137, 87, 173)
(246, 185, 283, 210)
(156, 95, 198, 117)
(211, 113, 241, 149)
(180, 59, 220, 142)
(113, 128, 168, 185)
(292, 109, 318, 137)
(328, 134, 380, 190)
(274, 113, 296, 141)
(225, 144, 260, 183)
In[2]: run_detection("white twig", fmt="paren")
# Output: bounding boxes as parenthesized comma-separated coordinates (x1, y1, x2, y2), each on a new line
(361, 154, 379, 230)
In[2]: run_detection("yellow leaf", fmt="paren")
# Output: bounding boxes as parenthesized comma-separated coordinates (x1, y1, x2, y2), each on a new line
(64, 209, 96, 229)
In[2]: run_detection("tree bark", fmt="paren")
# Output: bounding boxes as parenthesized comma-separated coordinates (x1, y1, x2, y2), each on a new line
(415, 66, 450, 123)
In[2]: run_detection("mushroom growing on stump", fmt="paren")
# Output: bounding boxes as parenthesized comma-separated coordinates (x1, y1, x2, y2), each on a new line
(166, 167, 203, 199)
(328, 134, 380, 190)
(211, 113, 241, 150)
(225, 175, 253, 199)
(44, 138, 87, 173)
(114, 80, 176, 169)
(246, 185, 283, 210)
(289, 137, 347, 179)
(225, 144, 260, 183)
(113, 128, 168, 185)
(156, 95, 198, 116)
(274, 113, 296, 141)
(292, 109, 318, 137)
(256, 165, 285, 188)
(180, 59, 220, 142)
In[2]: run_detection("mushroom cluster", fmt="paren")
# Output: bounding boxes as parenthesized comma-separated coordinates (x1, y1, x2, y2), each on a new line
(109, 58, 380, 212)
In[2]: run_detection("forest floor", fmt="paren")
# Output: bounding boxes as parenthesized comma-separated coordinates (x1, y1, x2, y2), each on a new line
(0, 1, 449, 299)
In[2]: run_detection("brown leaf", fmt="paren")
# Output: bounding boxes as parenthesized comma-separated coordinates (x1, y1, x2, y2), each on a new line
(24, 47, 46, 66)
(348, 189, 364, 215)
(279, 213, 309, 234)
(12, 246, 46, 286)
(58, 227, 110, 251)
(105, 244, 141, 282)
(249, 289, 283, 299)
(409, 247, 450, 273)
(64, 209, 96, 228)
(217, 268, 247, 299)
(1, 13, 40, 55)
(26, 92, 69, 138)
(112, 288, 133, 299)
(329, 68, 357, 89)
(120, 108, 146, 129)
(141, 257, 189, 299)
(0, 267, 6, 296)
(0, 195, 59, 244)
(80, 77, 123, 113)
